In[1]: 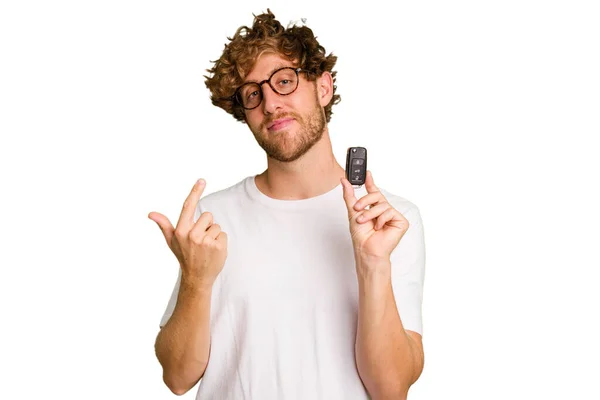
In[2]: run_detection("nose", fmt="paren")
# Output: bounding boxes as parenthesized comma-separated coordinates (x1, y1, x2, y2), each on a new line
(260, 83, 284, 115)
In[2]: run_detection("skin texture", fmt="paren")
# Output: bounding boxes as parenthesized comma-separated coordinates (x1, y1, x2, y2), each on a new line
(149, 180, 227, 395)
(244, 52, 346, 200)
(342, 172, 425, 399)
(150, 51, 425, 398)
(245, 67, 326, 163)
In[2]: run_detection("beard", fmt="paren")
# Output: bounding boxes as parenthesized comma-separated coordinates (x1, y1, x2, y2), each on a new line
(249, 94, 326, 163)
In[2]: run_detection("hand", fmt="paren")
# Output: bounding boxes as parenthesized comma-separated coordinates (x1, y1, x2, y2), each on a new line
(341, 171, 409, 266)
(148, 179, 228, 289)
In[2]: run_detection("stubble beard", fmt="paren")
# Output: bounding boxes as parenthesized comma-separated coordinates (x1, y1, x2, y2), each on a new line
(250, 98, 326, 163)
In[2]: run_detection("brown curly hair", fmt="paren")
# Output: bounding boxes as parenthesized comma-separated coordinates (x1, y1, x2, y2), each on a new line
(204, 9, 341, 123)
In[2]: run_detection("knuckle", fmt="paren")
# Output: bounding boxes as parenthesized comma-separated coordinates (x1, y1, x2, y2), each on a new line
(189, 235, 200, 245)
(189, 230, 203, 245)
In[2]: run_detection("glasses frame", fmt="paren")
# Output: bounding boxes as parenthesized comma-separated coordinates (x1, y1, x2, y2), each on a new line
(233, 67, 310, 110)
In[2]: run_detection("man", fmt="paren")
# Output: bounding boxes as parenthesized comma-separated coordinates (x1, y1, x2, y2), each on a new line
(148, 9, 426, 400)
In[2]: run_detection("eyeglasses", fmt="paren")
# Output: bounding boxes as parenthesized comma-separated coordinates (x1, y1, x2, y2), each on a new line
(233, 67, 309, 110)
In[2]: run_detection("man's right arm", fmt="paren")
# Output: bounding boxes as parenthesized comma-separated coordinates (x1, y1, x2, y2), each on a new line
(155, 276, 213, 396)
(149, 179, 227, 395)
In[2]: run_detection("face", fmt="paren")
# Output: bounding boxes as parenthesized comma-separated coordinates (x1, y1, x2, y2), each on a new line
(242, 53, 330, 163)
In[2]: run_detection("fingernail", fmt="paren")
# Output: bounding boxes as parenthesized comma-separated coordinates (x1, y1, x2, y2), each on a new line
(198, 179, 205, 185)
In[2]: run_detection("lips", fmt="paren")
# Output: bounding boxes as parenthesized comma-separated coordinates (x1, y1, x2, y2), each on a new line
(267, 118, 294, 131)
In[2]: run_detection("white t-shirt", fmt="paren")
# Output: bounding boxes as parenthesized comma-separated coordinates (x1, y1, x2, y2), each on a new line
(160, 175, 426, 399)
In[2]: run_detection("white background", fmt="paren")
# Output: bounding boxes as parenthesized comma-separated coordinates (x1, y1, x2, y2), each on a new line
(1, 0, 599, 399)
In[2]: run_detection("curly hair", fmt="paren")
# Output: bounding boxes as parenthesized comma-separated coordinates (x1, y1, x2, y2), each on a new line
(204, 9, 341, 123)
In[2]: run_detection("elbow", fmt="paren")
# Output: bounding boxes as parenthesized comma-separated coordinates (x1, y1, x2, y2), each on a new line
(163, 373, 191, 396)
(362, 373, 412, 400)
(158, 353, 207, 396)
(163, 367, 205, 396)
(155, 335, 208, 395)
(167, 384, 191, 397)
(166, 381, 189, 396)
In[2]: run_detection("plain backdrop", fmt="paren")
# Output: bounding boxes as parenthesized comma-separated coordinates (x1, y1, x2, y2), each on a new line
(1, 0, 599, 399)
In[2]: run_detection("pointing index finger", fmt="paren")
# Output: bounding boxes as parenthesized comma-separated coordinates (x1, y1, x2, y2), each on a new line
(178, 179, 206, 228)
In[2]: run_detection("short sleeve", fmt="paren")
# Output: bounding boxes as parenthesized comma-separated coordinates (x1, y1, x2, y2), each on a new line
(390, 205, 426, 336)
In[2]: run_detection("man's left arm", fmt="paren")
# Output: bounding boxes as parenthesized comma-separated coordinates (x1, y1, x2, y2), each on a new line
(355, 261, 424, 399)
(341, 171, 425, 399)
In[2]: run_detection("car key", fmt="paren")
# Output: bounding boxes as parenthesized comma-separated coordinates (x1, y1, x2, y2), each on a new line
(345, 147, 367, 187)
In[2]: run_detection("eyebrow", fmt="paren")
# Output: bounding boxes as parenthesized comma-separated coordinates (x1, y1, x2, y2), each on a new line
(244, 64, 291, 84)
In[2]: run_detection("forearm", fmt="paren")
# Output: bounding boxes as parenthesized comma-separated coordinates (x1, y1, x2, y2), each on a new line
(355, 261, 421, 399)
(155, 276, 212, 395)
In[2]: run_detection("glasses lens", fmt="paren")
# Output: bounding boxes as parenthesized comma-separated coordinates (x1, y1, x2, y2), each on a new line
(239, 83, 262, 109)
(270, 68, 298, 95)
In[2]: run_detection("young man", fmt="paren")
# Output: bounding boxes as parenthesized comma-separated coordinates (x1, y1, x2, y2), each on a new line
(149, 9, 426, 400)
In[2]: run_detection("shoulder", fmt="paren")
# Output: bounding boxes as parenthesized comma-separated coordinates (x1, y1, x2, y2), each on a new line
(192, 176, 253, 222)
(198, 176, 252, 208)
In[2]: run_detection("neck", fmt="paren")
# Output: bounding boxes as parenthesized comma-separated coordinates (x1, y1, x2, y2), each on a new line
(255, 128, 346, 200)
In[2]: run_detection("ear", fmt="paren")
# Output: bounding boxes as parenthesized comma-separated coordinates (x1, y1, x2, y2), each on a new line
(316, 71, 334, 107)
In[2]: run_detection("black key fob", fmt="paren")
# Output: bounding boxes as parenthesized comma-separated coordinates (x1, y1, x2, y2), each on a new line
(345, 147, 367, 186)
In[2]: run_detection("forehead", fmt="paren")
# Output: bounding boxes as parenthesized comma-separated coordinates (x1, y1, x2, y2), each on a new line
(244, 53, 296, 82)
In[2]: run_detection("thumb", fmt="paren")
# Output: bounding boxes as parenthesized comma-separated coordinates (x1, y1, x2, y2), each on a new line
(148, 211, 175, 246)
(340, 177, 358, 219)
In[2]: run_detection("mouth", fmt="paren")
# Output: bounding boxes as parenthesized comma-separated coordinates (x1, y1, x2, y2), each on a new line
(267, 118, 294, 132)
